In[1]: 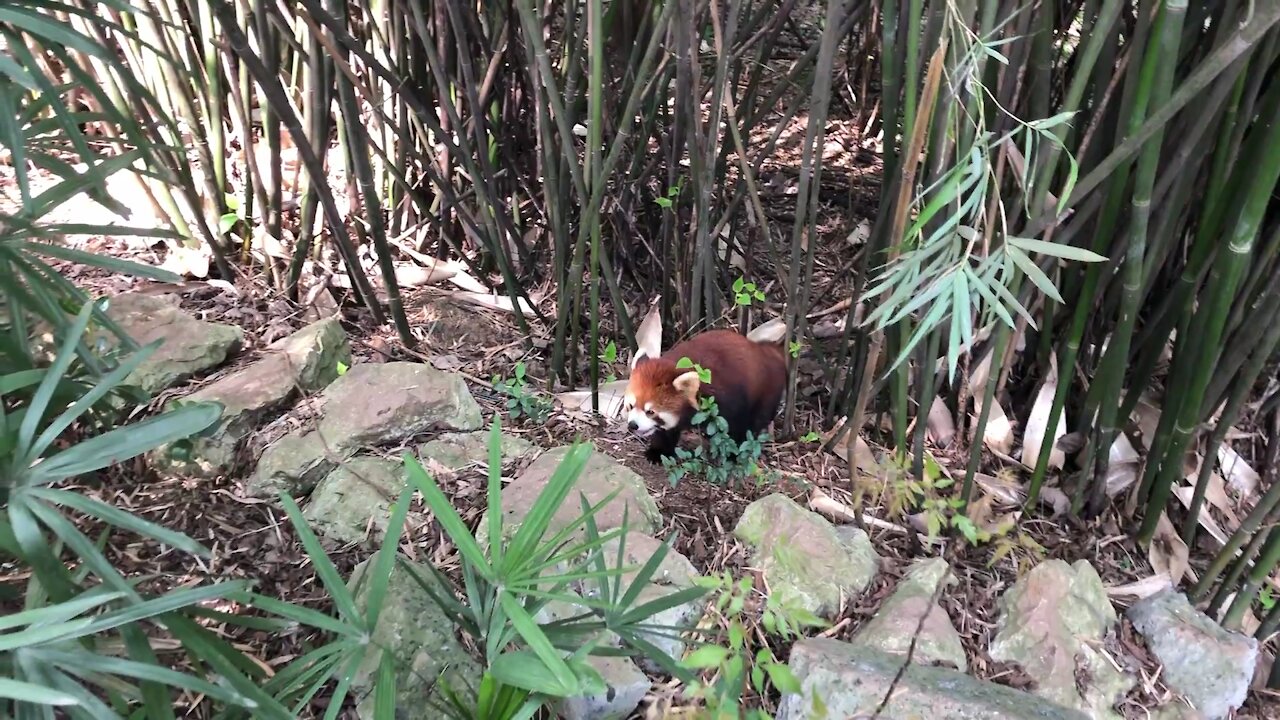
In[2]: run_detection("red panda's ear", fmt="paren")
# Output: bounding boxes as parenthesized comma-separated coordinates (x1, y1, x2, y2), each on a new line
(672, 370, 701, 405)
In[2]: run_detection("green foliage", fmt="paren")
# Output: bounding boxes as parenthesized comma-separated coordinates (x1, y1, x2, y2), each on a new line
(654, 180, 683, 210)
(682, 571, 823, 719)
(403, 418, 708, 718)
(732, 277, 765, 307)
(600, 340, 618, 382)
(675, 356, 713, 384)
(0, 300, 289, 717)
(662, 396, 772, 488)
(492, 362, 553, 423)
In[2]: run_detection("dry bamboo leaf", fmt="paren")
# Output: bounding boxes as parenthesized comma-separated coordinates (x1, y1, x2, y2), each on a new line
(1105, 575, 1173, 601)
(981, 401, 1016, 455)
(1020, 357, 1066, 470)
(747, 317, 787, 344)
(1217, 443, 1260, 497)
(1104, 463, 1140, 497)
(633, 299, 663, 367)
(1213, 594, 1261, 636)
(554, 379, 630, 419)
(394, 263, 454, 287)
(926, 396, 956, 447)
(822, 418, 879, 476)
(1038, 487, 1071, 516)
(846, 220, 871, 246)
(974, 472, 1025, 506)
(450, 291, 538, 315)
(808, 488, 858, 524)
(808, 488, 910, 534)
(1132, 394, 1162, 450)
(156, 243, 211, 279)
(444, 267, 489, 294)
(1172, 485, 1229, 546)
(1149, 513, 1191, 585)
(969, 347, 993, 393)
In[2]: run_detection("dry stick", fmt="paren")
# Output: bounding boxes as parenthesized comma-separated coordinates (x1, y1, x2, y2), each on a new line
(840, 42, 949, 479)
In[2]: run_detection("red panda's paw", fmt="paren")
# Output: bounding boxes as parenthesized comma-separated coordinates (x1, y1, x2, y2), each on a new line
(644, 445, 668, 464)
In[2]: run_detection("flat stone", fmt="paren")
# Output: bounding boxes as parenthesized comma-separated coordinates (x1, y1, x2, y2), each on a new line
(304, 456, 409, 544)
(247, 430, 342, 497)
(990, 559, 1133, 719)
(777, 639, 1088, 720)
(346, 558, 480, 719)
(851, 557, 966, 671)
(316, 362, 482, 448)
(105, 293, 243, 394)
(480, 445, 661, 547)
(153, 316, 348, 478)
(1128, 589, 1258, 720)
(734, 494, 879, 619)
(417, 430, 540, 474)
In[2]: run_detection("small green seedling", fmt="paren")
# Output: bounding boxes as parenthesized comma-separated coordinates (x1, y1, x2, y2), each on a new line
(492, 361, 553, 423)
(732, 277, 765, 307)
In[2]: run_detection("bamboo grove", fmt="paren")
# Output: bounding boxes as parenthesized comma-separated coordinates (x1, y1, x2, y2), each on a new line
(6, 0, 1280, 644)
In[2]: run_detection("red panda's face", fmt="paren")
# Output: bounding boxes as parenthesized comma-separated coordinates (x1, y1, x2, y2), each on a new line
(622, 359, 701, 438)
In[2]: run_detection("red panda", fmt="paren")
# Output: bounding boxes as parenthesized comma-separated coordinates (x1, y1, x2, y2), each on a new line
(623, 329, 787, 462)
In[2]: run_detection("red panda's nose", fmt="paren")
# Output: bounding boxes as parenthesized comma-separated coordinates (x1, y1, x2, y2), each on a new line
(627, 421, 638, 432)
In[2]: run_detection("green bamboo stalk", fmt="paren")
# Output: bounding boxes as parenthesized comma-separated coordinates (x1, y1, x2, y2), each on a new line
(587, 0, 604, 410)
(211, 2, 385, 324)
(1084, 0, 1186, 517)
(1138, 74, 1280, 544)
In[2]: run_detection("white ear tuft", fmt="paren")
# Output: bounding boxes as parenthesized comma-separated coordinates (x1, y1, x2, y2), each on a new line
(672, 370, 701, 404)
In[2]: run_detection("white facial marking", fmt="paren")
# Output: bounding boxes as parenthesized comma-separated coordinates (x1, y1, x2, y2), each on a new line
(627, 400, 659, 437)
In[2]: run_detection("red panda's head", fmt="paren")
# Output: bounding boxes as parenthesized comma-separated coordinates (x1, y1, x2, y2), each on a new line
(622, 356, 700, 438)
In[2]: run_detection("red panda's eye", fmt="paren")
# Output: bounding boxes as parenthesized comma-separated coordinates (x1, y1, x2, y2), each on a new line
(645, 409, 656, 417)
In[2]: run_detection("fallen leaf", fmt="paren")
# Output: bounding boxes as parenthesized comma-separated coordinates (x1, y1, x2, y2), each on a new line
(1131, 394, 1162, 450)
(1105, 575, 1173, 601)
(1217, 442, 1260, 497)
(1037, 487, 1071, 516)
(747, 317, 787, 344)
(926, 396, 956, 447)
(822, 417, 879, 476)
(1172, 485, 1228, 546)
(450, 291, 538, 315)
(974, 472, 1026, 506)
(1020, 356, 1066, 471)
(1148, 512, 1191, 585)
(553, 379, 630, 419)
(632, 298, 663, 367)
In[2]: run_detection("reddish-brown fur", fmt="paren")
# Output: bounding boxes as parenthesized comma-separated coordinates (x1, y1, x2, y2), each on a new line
(626, 329, 787, 462)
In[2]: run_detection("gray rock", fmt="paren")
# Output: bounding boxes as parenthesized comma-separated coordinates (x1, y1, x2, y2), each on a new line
(990, 559, 1132, 719)
(105, 293, 243, 394)
(557, 655, 650, 720)
(246, 362, 482, 497)
(304, 456, 410, 544)
(733, 494, 879, 619)
(479, 445, 661, 547)
(247, 430, 342, 497)
(417, 430, 540, 474)
(316, 362, 482, 447)
(851, 557, 966, 671)
(777, 639, 1089, 720)
(1128, 589, 1258, 720)
(346, 558, 480, 719)
(153, 316, 348, 478)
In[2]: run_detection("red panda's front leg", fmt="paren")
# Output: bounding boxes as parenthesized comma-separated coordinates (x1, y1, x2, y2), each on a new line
(644, 428, 681, 463)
